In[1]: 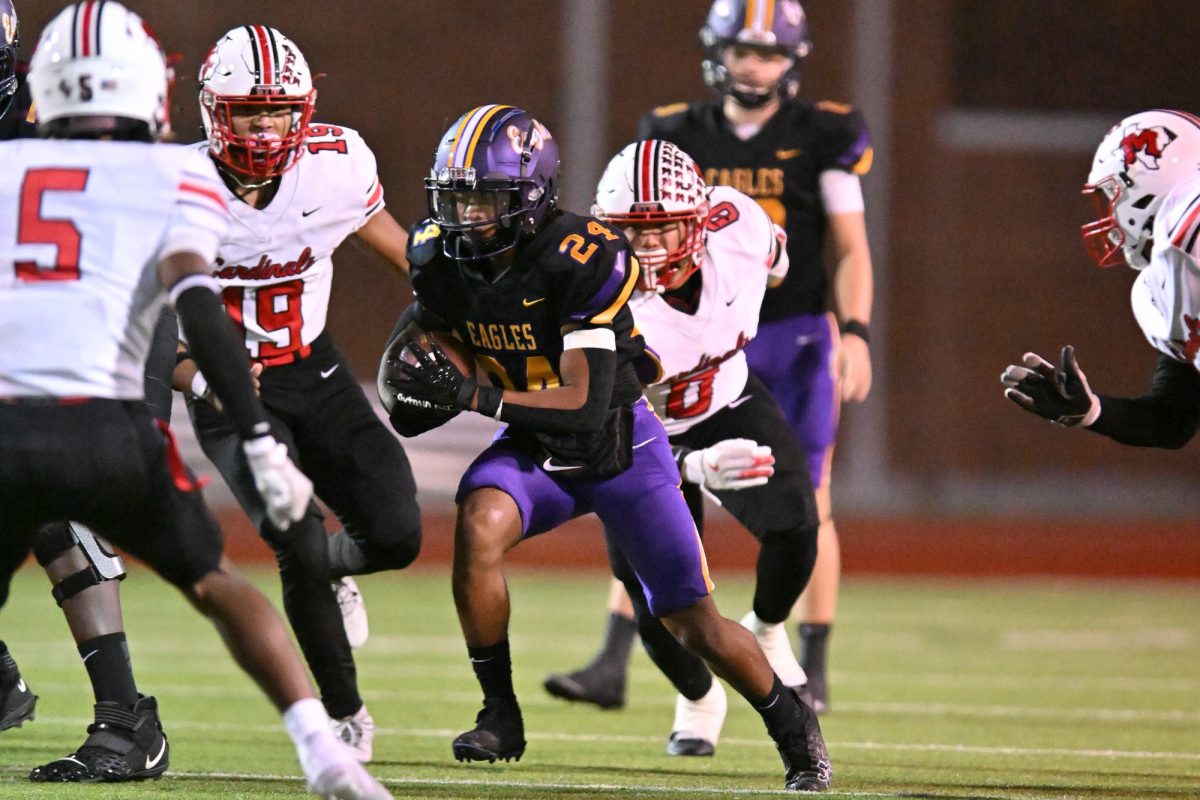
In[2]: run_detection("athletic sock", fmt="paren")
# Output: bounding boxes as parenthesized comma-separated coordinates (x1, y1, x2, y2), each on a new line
(588, 612, 638, 671)
(752, 673, 798, 737)
(0, 640, 17, 689)
(284, 697, 343, 782)
(468, 639, 515, 700)
(78, 632, 138, 707)
(798, 623, 831, 674)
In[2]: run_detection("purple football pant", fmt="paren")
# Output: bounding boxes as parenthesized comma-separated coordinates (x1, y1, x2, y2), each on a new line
(457, 400, 713, 616)
(744, 312, 839, 487)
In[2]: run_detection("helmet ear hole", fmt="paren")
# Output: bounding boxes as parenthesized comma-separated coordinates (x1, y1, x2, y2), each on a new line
(1132, 194, 1156, 210)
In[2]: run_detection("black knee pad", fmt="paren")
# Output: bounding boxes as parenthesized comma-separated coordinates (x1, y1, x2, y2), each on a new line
(32, 522, 76, 567)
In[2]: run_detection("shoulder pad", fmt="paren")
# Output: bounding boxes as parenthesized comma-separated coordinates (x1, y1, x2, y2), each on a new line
(651, 102, 690, 119)
(811, 101, 873, 176)
(527, 213, 628, 275)
(407, 219, 444, 268)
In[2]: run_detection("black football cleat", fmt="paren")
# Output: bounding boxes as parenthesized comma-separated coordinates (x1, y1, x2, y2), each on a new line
(542, 664, 626, 710)
(452, 696, 526, 764)
(0, 674, 37, 732)
(666, 732, 715, 757)
(775, 689, 832, 792)
(29, 695, 168, 783)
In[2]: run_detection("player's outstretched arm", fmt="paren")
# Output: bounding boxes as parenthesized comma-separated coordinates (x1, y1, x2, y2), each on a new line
(159, 252, 313, 530)
(1001, 345, 1100, 427)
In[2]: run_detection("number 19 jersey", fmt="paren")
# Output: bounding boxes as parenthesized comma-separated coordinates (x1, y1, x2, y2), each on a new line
(205, 124, 384, 364)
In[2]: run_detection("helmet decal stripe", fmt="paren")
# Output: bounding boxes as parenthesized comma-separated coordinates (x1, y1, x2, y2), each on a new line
(762, 0, 776, 33)
(446, 105, 485, 167)
(1161, 109, 1200, 128)
(243, 26, 262, 83)
(252, 25, 274, 86)
(651, 139, 664, 202)
(460, 104, 510, 169)
(263, 26, 281, 84)
(92, 0, 106, 56)
(637, 141, 653, 203)
(744, 0, 758, 31)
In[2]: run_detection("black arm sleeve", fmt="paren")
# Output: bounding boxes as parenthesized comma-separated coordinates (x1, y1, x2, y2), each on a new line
(1087, 354, 1200, 449)
(497, 347, 616, 435)
(174, 285, 270, 440)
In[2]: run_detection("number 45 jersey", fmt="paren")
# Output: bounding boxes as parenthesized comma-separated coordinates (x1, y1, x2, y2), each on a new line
(633, 186, 783, 436)
(202, 124, 384, 365)
(0, 140, 228, 398)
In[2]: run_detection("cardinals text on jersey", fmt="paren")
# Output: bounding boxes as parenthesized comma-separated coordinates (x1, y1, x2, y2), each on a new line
(0, 140, 227, 397)
(634, 186, 780, 435)
(207, 123, 384, 364)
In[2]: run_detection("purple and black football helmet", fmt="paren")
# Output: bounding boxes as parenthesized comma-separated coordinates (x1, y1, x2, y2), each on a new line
(0, 0, 19, 121)
(426, 104, 559, 261)
(700, 0, 811, 109)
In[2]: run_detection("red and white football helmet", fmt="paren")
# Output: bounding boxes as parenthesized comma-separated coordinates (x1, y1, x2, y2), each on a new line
(1082, 109, 1200, 269)
(199, 26, 316, 179)
(28, 0, 170, 138)
(593, 140, 710, 293)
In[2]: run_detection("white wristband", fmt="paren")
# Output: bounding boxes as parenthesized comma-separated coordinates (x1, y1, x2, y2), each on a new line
(190, 371, 210, 400)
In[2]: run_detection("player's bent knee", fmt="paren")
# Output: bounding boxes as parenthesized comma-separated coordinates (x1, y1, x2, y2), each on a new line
(456, 493, 522, 556)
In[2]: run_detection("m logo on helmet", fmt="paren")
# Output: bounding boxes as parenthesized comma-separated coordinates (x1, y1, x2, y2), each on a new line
(1119, 125, 1176, 170)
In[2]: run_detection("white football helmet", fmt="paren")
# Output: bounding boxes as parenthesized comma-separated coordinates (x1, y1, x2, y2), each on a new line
(593, 140, 710, 293)
(28, 0, 170, 138)
(1082, 109, 1200, 269)
(199, 26, 316, 179)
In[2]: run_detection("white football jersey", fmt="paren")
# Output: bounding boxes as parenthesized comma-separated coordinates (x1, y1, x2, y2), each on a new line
(632, 186, 783, 435)
(205, 124, 384, 363)
(1134, 173, 1200, 368)
(0, 140, 228, 398)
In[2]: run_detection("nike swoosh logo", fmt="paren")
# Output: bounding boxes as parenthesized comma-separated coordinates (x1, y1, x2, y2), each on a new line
(81, 650, 99, 664)
(794, 334, 819, 347)
(725, 295, 739, 306)
(469, 657, 493, 664)
(542, 458, 583, 472)
(776, 148, 803, 160)
(301, 207, 322, 217)
(632, 436, 657, 450)
(320, 364, 340, 379)
(522, 297, 546, 307)
(145, 738, 167, 770)
(727, 395, 752, 409)
(16, 679, 26, 692)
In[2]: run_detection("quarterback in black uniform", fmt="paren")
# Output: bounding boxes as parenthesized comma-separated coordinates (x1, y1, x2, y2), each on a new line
(379, 104, 831, 791)
(552, 0, 873, 715)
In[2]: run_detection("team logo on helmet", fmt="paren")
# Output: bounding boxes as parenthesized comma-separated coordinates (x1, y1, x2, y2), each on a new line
(2, 12, 15, 45)
(1118, 124, 1176, 170)
(781, 0, 804, 26)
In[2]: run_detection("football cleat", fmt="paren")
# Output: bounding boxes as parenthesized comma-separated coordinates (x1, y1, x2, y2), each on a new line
(452, 696, 526, 763)
(331, 704, 375, 764)
(29, 695, 168, 783)
(666, 679, 726, 757)
(0, 675, 36, 732)
(310, 761, 394, 800)
(741, 611, 808, 688)
(334, 577, 369, 649)
(774, 689, 833, 792)
(542, 664, 626, 710)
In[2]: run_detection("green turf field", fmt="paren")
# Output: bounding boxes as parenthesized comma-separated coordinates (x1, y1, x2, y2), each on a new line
(0, 565, 1196, 799)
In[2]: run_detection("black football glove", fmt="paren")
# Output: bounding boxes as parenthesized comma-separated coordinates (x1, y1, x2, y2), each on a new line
(1001, 345, 1099, 427)
(390, 337, 477, 410)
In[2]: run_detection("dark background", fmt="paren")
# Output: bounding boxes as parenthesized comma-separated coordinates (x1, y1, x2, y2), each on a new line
(14, 0, 1200, 520)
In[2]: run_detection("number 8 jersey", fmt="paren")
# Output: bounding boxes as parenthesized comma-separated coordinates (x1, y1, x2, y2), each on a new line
(633, 186, 785, 435)
(202, 124, 384, 365)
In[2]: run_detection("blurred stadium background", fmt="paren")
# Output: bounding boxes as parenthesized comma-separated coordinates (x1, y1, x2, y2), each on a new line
(12, 0, 1200, 577)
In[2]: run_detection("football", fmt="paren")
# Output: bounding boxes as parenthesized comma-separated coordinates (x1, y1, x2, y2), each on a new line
(397, 330, 476, 379)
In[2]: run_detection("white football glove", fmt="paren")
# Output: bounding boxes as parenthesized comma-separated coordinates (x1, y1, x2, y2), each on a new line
(682, 438, 776, 491)
(243, 435, 313, 531)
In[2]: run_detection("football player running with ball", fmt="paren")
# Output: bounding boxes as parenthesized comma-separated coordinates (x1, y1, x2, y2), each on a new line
(0, 4, 390, 798)
(174, 25, 421, 762)
(378, 104, 831, 792)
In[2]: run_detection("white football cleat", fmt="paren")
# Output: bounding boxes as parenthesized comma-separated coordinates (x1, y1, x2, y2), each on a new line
(310, 761, 393, 800)
(666, 679, 727, 757)
(331, 704, 375, 763)
(740, 610, 808, 688)
(334, 577, 369, 649)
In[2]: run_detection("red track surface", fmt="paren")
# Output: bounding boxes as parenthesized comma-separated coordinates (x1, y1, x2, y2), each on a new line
(216, 511, 1200, 580)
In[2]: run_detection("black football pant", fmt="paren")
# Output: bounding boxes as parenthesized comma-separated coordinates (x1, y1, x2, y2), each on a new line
(189, 334, 421, 718)
(608, 374, 819, 700)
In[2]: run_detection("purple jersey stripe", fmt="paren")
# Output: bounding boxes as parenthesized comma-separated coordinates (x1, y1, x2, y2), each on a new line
(568, 250, 630, 322)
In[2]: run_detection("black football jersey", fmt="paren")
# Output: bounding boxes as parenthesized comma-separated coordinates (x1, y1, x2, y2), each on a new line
(639, 99, 872, 321)
(407, 210, 649, 415)
(0, 66, 37, 141)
